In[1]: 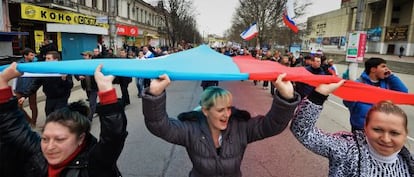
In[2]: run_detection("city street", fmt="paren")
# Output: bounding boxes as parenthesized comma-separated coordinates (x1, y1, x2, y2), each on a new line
(26, 63, 414, 177)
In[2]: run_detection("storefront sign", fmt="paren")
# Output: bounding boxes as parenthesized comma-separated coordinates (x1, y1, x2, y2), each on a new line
(21, 3, 108, 28)
(385, 25, 408, 41)
(116, 24, 138, 37)
(346, 31, 367, 63)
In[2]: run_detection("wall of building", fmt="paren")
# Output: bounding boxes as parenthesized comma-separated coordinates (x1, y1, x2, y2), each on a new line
(305, 0, 414, 56)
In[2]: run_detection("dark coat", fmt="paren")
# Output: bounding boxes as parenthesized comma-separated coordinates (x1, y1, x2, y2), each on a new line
(143, 90, 300, 177)
(26, 75, 74, 99)
(0, 98, 128, 177)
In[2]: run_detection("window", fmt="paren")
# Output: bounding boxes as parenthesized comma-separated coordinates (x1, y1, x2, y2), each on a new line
(79, 0, 85, 6)
(140, 9, 143, 23)
(102, 0, 107, 12)
(127, 3, 130, 19)
(92, 0, 97, 8)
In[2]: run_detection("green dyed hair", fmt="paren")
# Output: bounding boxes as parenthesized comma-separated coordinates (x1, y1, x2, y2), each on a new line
(200, 86, 232, 110)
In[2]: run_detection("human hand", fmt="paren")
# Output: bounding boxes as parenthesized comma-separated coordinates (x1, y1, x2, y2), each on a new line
(78, 76, 86, 80)
(272, 73, 294, 99)
(61, 75, 67, 80)
(18, 97, 26, 105)
(149, 74, 170, 96)
(0, 62, 22, 88)
(315, 80, 346, 96)
(94, 65, 114, 92)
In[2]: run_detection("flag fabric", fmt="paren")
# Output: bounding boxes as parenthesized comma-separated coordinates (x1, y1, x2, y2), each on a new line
(283, 0, 299, 33)
(2, 45, 414, 105)
(240, 22, 258, 41)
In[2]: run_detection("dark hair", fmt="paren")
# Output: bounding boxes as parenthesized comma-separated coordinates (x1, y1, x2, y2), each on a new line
(364, 57, 386, 74)
(21, 48, 34, 56)
(43, 100, 91, 137)
(46, 51, 61, 60)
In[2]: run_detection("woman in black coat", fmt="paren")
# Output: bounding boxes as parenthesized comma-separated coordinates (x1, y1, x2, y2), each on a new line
(143, 73, 300, 177)
(0, 63, 127, 177)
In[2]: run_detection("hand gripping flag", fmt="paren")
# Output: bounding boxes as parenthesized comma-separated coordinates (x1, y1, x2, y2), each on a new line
(240, 22, 258, 41)
(283, 0, 299, 33)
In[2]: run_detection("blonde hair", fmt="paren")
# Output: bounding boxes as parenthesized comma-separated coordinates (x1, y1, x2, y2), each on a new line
(366, 100, 408, 132)
(200, 86, 232, 110)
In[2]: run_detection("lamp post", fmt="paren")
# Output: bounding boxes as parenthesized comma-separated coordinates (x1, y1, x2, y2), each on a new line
(108, 0, 117, 51)
(348, 0, 365, 81)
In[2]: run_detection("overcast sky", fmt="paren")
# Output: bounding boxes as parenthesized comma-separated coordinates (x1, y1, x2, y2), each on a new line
(194, 0, 342, 36)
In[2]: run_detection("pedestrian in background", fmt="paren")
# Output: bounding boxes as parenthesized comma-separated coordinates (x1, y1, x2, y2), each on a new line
(117, 49, 133, 106)
(135, 50, 146, 98)
(399, 46, 404, 58)
(38, 38, 57, 62)
(327, 59, 338, 76)
(291, 79, 414, 176)
(295, 56, 330, 98)
(343, 57, 408, 131)
(0, 63, 128, 177)
(13, 48, 39, 126)
(142, 73, 300, 177)
(75, 51, 99, 121)
(21, 51, 73, 116)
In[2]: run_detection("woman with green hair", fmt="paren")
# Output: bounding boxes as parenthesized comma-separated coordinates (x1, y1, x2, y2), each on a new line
(142, 73, 300, 177)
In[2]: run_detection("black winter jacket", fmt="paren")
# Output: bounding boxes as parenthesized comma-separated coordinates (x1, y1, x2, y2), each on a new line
(143, 91, 300, 177)
(26, 75, 73, 99)
(0, 98, 128, 177)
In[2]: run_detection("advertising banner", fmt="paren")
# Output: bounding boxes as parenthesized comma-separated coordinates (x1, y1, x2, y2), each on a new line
(21, 3, 108, 28)
(346, 31, 367, 63)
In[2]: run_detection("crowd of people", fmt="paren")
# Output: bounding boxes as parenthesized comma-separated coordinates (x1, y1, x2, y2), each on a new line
(0, 41, 412, 177)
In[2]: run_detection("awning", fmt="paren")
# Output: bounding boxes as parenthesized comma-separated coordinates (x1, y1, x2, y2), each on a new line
(0, 31, 29, 41)
(0, 31, 29, 35)
(146, 33, 159, 38)
(46, 23, 108, 35)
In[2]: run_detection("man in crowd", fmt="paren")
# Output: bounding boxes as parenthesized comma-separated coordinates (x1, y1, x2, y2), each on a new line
(343, 57, 408, 131)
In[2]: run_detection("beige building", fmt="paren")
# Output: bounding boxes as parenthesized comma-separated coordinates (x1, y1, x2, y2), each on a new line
(305, 0, 414, 56)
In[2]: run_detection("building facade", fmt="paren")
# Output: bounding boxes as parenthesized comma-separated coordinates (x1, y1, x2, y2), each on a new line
(9, 0, 168, 60)
(305, 0, 414, 57)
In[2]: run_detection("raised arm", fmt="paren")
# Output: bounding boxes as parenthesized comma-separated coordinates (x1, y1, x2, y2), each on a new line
(0, 62, 40, 155)
(142, 74, 193, 146)
(246, 73, 300, 142)
(92, 65, 128, 166)
(290, 80, 354, 158)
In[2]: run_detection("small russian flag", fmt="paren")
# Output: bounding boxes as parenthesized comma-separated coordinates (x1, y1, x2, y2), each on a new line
(283, 0, 298, 33)
(240, 22, 258, 41)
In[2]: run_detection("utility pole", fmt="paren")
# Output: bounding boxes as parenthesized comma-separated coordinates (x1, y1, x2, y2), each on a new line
(108, 0, 117, 52)
(348, 0, 365, 81)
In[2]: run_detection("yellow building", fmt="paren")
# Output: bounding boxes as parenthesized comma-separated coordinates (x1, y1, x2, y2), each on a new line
(305, 0, 414, 56)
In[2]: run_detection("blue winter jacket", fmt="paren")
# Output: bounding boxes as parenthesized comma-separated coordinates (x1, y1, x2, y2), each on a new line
(343, 72, 408, 129)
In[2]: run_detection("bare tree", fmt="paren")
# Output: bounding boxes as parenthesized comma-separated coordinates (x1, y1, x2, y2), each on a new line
(158, 0, 200, 47)
(227, 0, 311, 49)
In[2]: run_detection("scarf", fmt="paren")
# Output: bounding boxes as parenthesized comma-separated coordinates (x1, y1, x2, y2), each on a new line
(47, 139, 87, 177)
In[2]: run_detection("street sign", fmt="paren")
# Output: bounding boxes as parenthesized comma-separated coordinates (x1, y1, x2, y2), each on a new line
(346, 31, 367, 63)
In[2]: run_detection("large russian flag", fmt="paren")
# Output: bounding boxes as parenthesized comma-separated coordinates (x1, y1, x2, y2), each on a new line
(240, 22, 258, 41)
(283, 0, 299, 33)
(1, 45, 413, 105)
